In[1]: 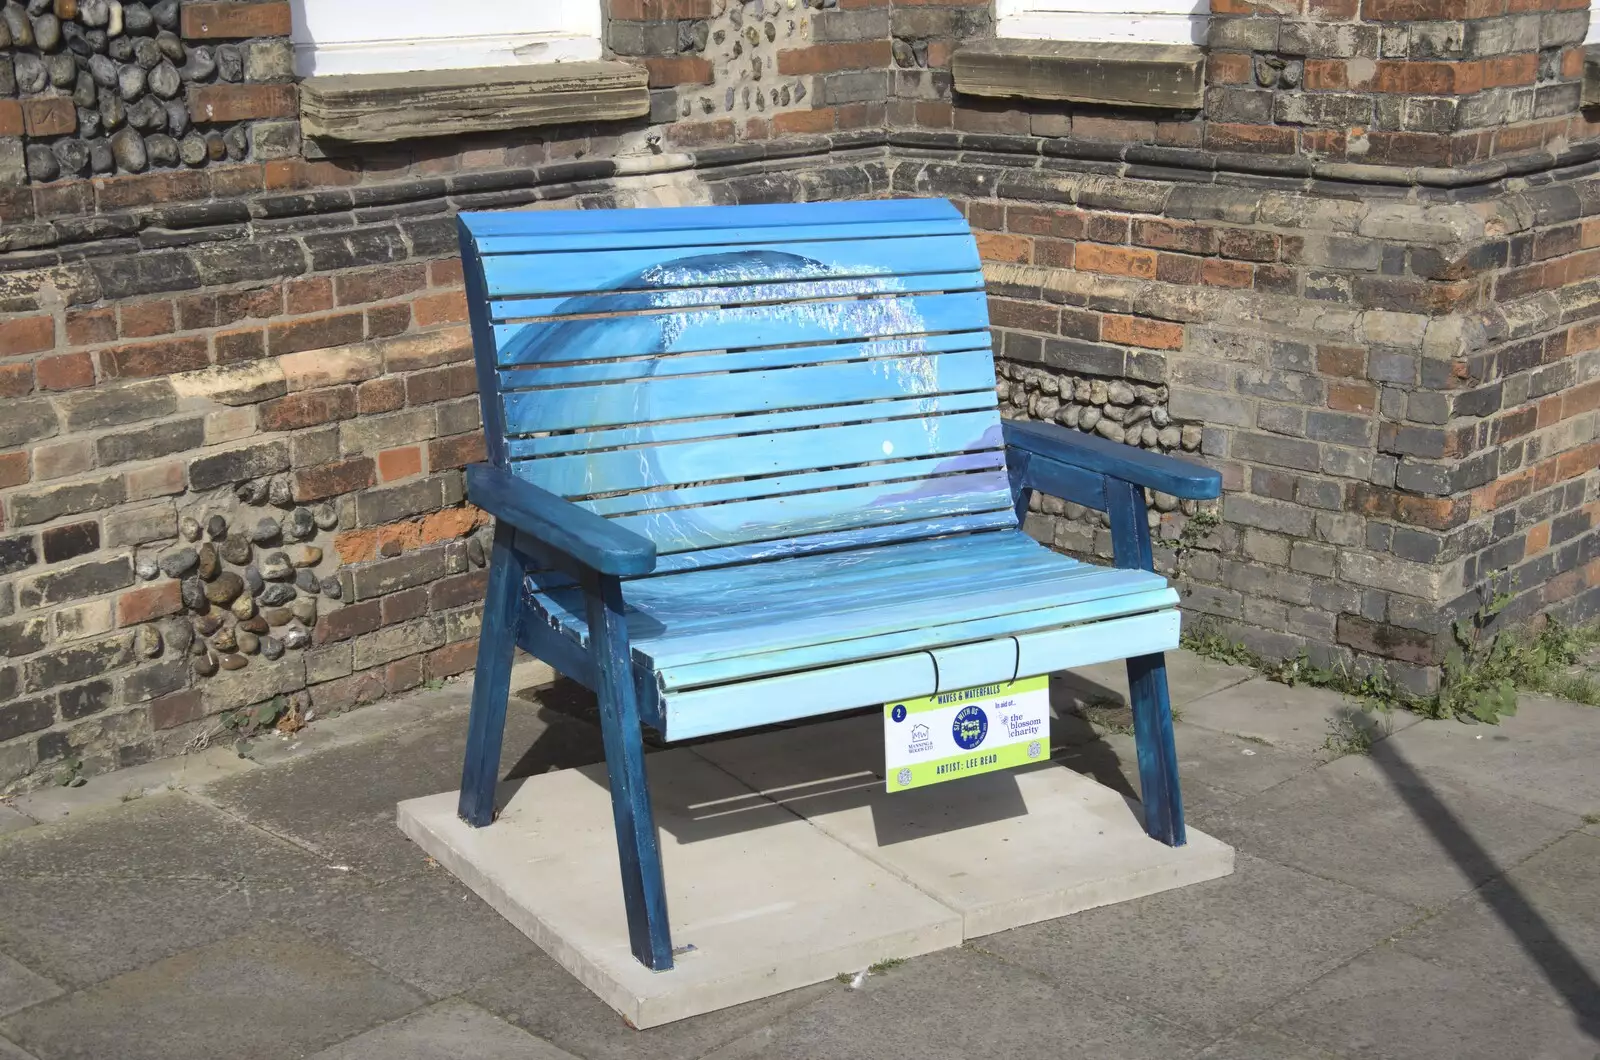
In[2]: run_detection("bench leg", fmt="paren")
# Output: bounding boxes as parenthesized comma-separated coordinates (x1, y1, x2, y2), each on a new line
(585, 572, 674, 972)
(458, 523, 523, 828)
(1126, 652, 1186, 847)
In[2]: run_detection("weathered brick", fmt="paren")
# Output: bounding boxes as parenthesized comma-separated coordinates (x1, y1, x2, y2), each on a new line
(293, 457, 376, 502)
(353, 474, 460, 528)
(429, 569, 487, 611)
(123, 659, 189, 705)
(181, 1, 292, 37)
(0, 535, 38, 577)
(313, 599, 381, 646)
(0, 315, 54, 356)
(188, 441, 290, 491)
(267, 312, 365, 357)
(148, 687, 206, 730)
(349, 547, 449, 602)
(0, 399, 59, 450)
(59, 678, 116, 722)
(100, 337, 211, 380)
(0, 695, 54, 743)
(41, 522, 101, 564)
(377, 446, 423, 482)
(200, 654, 306, 715)
(258, 388, 358, 432)
(22, 632, 136, 692)
(117, 581, 183, 626)
(10, 475, 126, 527)
(428, 432, 487, 471)
(427, 638, 478, 679)
(96, 418, 207, 467)
(189, 83, 298, 123)
(351, 615, 445, 670)
(57, 381, 178, 432)
(376, 328, 472, 372)
(339, 407, 437, 456)
(404, 364, 477, 406)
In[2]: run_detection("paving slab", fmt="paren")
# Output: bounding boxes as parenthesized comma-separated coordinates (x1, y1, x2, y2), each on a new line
(1192, 1024, 1349, 1059)
(1382, 695, 1600, 818)
(977, 853, 1418, 1037)
(1178, 677, 1419, 757)
(4, 747, 256, 826)
(0, 955, 58, 1021)
(1211, 751, 1580, 908)
(1264, 945, 1598, 1060)
(0, 807, 33, 838)
(701, 946, 1208, 1060)
(1050, 650, 1257, 713)
(1394, 831, 1600, 1025)
(0, 928, 425, 1060)
(0, 1035, 37, 1060)
(399, 748, 962, 1029)
(694, 714, 1235, 939)
(307, 998, 577, 1060)
(206, 702, 606, 882)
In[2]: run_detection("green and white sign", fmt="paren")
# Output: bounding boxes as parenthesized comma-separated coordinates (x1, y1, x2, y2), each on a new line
(883, 676, 1050, 792)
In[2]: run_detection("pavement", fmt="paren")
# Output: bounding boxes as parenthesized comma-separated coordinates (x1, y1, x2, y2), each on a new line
(0, 652, 1597, 1060)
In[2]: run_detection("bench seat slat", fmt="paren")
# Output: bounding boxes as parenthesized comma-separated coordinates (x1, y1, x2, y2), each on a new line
(647, 513, 1020, 574)
(481, 238, 982, 301)
(488, 271, 985, 322)
(473, 219, 972, 256)
(461, 198, 961, 239)
(501, 349, 996, 435)
(493, 292, 989, 366)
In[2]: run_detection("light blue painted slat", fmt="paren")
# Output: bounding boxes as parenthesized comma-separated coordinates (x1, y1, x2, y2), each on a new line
(649, 513, 1019, 574)
(499, 333, 990, 393)
(494, 291, 990, 366)
(506, 391, 998, 459)
(634, 565, 1169, 669)
(610, 470, 1016, 556)
(482, 239, 983, 301)
(659, 610, 1182, 741)
(474, 219, 972, 256)
(582, 452, 1007, 518)
(488, 272, 986, 322)
(503, 349, 996, 435)
(460, 199, 961, 239)
(656, 587, 1179, 690)
(511, 410, 1001, 497)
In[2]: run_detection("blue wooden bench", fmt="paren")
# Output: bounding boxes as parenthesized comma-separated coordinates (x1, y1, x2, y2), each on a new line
(454, 199, 1222, 973)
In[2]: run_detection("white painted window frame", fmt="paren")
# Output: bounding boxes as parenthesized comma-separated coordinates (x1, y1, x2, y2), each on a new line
(1587, 0, 1600, 45)
(995, 0, 1208, 47)
(290, 0, 603, 78)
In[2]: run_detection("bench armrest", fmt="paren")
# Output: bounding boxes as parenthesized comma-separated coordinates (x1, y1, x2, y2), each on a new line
(1003, 420, 1222, 500)
(465, 464, 657, 577)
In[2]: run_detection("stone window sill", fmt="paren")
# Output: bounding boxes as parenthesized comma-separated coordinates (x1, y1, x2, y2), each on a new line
(299, 61, 650, 144)
(951, 40, 1205, 110)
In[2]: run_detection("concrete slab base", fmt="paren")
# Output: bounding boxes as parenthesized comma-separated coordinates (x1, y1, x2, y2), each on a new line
(398, 718, 1234, 1028)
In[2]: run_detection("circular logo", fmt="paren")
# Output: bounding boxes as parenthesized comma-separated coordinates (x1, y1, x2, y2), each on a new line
(952, 705, 988, 750)
(891, 704, 908, 723)
(1027, 740, 1042, 759)
(896, 767, 913, 787)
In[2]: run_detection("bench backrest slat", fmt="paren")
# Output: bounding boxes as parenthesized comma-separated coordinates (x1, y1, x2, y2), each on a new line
(459, 199, 1011, 566)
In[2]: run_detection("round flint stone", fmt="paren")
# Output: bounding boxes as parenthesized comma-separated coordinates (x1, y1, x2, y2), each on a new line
(3, 3, 34, 45)
(285, 508, 314, 541)
(243, 565, 264, 595)
(53, 138, 89, 176)
(209, 515, 229, 540)
(32, 11, 58, 49)
(126, 95, 164, 130)
(283, 628, 310, 650)
(24, 144, 58, 182)
(156, 28, 181, 61)
(223, 124, 247, 160)
(110, 127, 147, 172)
(251, 517, 281, 544)
(257, 582, 295, 607)
(313, 503, 338, 530)
(46, 51, 76, 86)
(289, 598, 316, 626)
(196, 542, 219, 580)
(269, 477, 293, 508)
(213, 626, 237, 653)
(193, 652, 218, 677)
(219, 653, 247, 671)
(203, 571, 244, 605)
(237, 630, 259, 655)
(145, 132, 177, 166)
(294, 568, 319, 594)
(97, 91, 126, 134)
(178, 131, 206, 166)
(216, 42, 241, 81)
(239, 616, 269, 635)
(260, 607, 292, 627)
(319, 577, 342, 600)
(137, 625, 162, 658)
(160, 617, 192, 656)
(261, 636, 284, 661)
(75, 70, 98, 106)
(117, 62, 145, 100)
(194, 613, 222, 637)
(89, 139, 113, 172)
(122, 1, 151, 33)
(88, 52, 115, 86)
(135, 556, 159, 580)
(159, 546, 197, 578)
(219, 532, 251, 566)
(107, 32, 131, 60)
(147, 59, 178, 98)
(14, 53, 48, 93)
(133, 36, 161, 69)
(180, 576, 206, 612)
(151, 0, 175, 27)
(183, 42, 215, 80)
(230, 592, 254, 620)
(260, 551, 293, 580)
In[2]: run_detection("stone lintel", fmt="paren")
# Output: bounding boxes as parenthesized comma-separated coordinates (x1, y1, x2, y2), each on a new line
(299, 62, 650, 143)
(952, 40, 1205, 110)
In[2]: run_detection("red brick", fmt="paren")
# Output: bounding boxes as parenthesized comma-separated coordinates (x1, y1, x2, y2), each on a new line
(336, 265, 427, 306)
(180, 1, 292, 37)
(381, 586, 429, 626)
(428, 260, 464, 288)
(93, 169, 208, 212)
(1205, 122, 1298, 155)
(430, 570, 488, 612)
(267, 311, 365, 356)
(1319, 344, 1366, 378)
(776, 40, 891, 75)
(150, 689, 206, 730)
(314, 599, 381, 645)
(0, 452, 28, 489)
(22, 97, 75, 137)
(773, 108, 836, 134)
(641, 56, 713, 87)
(1219, 229, 1278, 262)
(428, 432, 487, 471)
(1102, 315, 1183, 350)
(1155, 252, 1204, 285)
(404, 363, 477, 406)
(36, 352, 95, 391)
(385, 655, 426, 695)
(1328, 382, 1377, 413)
(1132, 219, 1216, 255)
(377, 445, 423, 482)
(285, 277, 334, 315)
(365, 303, 411, 339)
(358, 377, 406, 415)
(293, 457, 376, 501)
(374, 327, 471, 372)
(189, 83, 297, 123)
(1074, 243, 1157, 279)
(0, 101, 22, 137)
(259, 387, 358, 432)
(1201, 258, 1253, 287)
(0, 363, 31, 398)
(215, 327, 266, 364)
(117, 580, 182, 626)
(975, 232, 1032, 264)
(427, 638, 478, 679)
(65, 308, 116, 346)
(1008, 205, 1086, 240)
(989, 298, 1058, 333)
(125, 461, 186, 501)
(412, 291, 467, 327)
(118, 300, 174, 339)
(0, 315, 54, 355)
(262, 158, 360, 191)
(101, 336, 210, 379)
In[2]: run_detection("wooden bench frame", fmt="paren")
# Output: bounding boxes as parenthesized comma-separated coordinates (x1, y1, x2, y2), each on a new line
(450, 203, 1222, 973)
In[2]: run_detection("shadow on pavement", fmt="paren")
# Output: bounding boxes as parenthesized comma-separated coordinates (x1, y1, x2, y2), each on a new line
(1361, 707, 1600, 1042)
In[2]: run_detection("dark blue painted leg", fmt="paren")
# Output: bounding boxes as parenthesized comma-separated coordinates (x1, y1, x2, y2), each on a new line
(458, 523, 523, 828)
(1007, 451, 1033, 525)
(1126, 652, 1186, 846)
(1104, 477, 1186, 847)
(584, 571, 674, 972)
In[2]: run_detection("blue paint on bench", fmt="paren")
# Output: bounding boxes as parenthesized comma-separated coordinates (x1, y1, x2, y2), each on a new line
(453, 200, 1222, 972)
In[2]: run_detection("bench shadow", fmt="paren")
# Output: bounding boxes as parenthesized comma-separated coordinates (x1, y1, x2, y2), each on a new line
(1356, 706, 1600, 1042)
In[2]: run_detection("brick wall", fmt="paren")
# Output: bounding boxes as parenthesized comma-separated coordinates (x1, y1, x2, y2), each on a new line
(2, 0, 1598, 789)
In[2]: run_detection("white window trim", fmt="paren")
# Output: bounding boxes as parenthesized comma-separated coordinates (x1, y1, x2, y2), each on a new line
(995, 0, 1208, 47)
(1587, 0, 1600, 45)
(290, 0, 603, 78)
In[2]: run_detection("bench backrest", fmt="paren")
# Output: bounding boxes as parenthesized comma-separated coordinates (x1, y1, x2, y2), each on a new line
(458, 199, 1015, 571)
